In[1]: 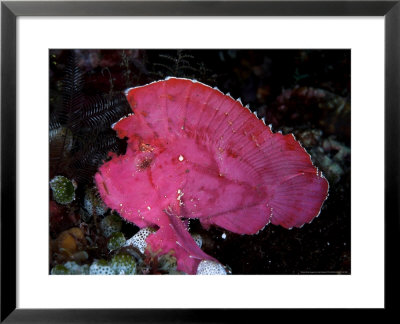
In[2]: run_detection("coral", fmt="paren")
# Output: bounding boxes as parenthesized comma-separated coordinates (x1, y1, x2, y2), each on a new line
(157, 253, 181, 274)
(51, 264, 70, 275)
(196, 260, 227, 275)
(95, 78, 329, 274)
(89, 259, 114, 275)
(64, 261, 90, 274)
(51, 261, 89, 275)
(50, 175, 76, 205)
(138, 248, 184, 275)
(83, 187, 108, 217)
(89, 255, 136, 275)
(304, 136, 350, 184)
(51, 227, 88, 263)
(294, 129, 323, 148)
(124, 227, 155, 254)
(107, 232, 126, 251)
(100, 214, 122, 238)
(110, 254, 136, 274)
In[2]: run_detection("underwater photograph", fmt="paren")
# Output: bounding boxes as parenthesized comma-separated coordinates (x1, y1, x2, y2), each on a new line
(49, 49, 350, 275)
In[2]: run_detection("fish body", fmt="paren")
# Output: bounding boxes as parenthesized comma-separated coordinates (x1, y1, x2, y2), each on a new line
(95, 78, 329, 274)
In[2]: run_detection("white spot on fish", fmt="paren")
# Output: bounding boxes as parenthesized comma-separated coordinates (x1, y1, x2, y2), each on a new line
(177, 189, 184, 206)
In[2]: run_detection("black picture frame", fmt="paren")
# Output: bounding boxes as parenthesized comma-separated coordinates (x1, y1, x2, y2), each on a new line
(1, 0, 398, 322)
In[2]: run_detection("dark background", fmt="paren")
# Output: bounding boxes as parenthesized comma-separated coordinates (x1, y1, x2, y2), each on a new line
(49, 49, 350, 274)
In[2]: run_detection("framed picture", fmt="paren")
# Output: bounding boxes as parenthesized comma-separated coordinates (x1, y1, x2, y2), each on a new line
(1, 0, 398, 321)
